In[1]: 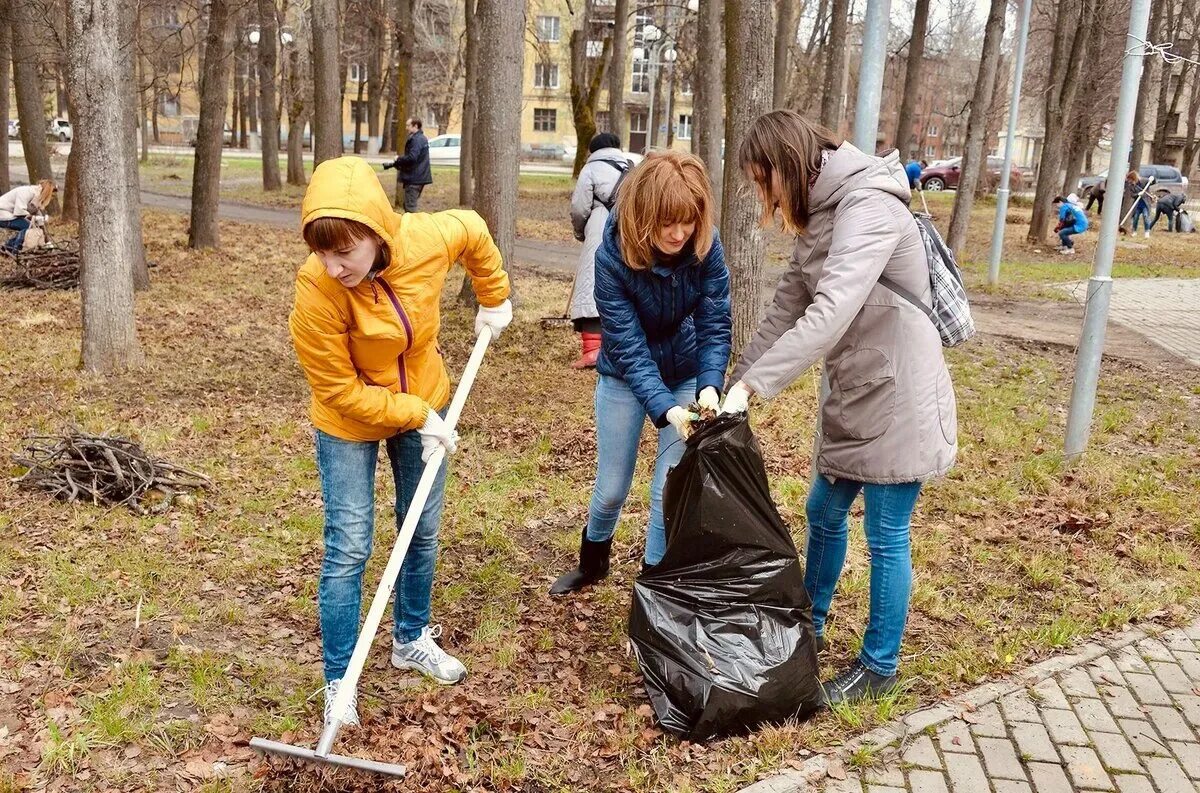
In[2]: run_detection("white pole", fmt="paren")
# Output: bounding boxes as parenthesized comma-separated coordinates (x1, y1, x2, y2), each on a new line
(851, 0, 893, 152)
(987, 0, 1033, 285)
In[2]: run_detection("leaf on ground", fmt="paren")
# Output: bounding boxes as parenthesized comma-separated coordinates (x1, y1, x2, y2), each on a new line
(827, 757, 847, 780)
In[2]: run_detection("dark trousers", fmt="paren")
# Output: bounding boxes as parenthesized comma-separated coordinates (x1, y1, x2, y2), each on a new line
(402, 183, 425, 213)
(0, 217, 31, 252)
(1059, 228, 1081, 249)
(1149, 208, 1178, 232)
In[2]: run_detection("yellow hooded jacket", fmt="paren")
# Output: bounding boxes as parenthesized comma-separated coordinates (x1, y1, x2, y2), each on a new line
(289, 156, 510, 442)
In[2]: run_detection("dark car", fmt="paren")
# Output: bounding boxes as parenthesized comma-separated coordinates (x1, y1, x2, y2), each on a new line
(1078, 164, 1188, 200)
(920, 156, 1024, 192)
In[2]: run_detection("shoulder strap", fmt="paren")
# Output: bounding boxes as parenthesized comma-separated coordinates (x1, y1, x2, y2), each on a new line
(596, 158, 629, 174)
(879, 275, 935, 321)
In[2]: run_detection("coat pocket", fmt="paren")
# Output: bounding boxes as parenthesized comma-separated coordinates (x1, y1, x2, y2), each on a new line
(828, 348, 896, 442)
(936, 364, 958, 446)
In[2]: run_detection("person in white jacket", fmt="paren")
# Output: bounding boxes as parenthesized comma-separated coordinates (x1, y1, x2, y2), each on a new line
(0, 180, 55, 253)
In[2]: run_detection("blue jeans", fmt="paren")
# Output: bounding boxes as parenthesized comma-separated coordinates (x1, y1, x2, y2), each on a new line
(1058, 228, 1081, 249)
(1131, 203, 1151, 231)
(586, 374, 696, 566)
(315, 425, 447, 682)
(0, 217, 30, 252)
(805, 475, 923, 677)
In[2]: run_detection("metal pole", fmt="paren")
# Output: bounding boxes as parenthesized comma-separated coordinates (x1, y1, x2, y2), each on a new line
(647, 55, 656, 151)
(851, 0, 893, 152)
(987, 0, 1033, 285)
(1063, 0, 1152, 462)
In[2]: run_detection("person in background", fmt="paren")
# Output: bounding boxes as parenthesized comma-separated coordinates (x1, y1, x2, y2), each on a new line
(1084, 183, 1105, 214)
(1130, 177, 1154, 238)
(0, 180, 54, 253)
(904, 159, 923, 191)
(1118, 170, 1142, 235)
(1054, 194, 1089, 255)
(550, 150, 731, 595)
(722, 110, 956, 706)
(1149, 192, 1186, 234)
(383, 118, 432, 212)
(566, 132, 632, 370)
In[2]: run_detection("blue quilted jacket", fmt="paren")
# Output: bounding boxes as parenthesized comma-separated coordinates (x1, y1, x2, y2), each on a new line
(594, 216, 732, 427)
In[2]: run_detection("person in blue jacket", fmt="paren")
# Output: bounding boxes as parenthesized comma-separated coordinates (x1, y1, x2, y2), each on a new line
(1054, 194, 1089, 255)
(550, 150, 732, 595)
(904, 159, 925, 190)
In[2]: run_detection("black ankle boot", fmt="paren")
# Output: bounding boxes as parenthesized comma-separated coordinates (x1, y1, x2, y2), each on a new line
(821, 659, 899, 707)
(549, 528, 612, 595)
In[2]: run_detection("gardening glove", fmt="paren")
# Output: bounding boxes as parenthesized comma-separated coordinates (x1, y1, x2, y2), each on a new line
(417, 410, 458, 463)
(697, 386, 720, 412)
(475, 299, 513, 339)
(665, 406, 699, 441)
(32, 214, 48, 227)
(718, 381, 753, 416)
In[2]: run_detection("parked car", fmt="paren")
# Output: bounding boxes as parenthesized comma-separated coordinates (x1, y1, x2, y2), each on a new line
(1078, 164, 1188, 200)
(47, 118, 72, 142)
(919, 156, 1023, 192)
(426, 133, 461, 164)
(187, 124, 235, 147)
(6, 119, 18, 140)
(562, 140, 644, 167)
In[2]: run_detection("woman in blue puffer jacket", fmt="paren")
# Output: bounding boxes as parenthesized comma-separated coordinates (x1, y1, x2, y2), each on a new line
(550, 150, 732, 595)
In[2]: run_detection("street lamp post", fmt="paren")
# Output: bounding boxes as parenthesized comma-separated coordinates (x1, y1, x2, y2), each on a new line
(635, 24, 677, 152)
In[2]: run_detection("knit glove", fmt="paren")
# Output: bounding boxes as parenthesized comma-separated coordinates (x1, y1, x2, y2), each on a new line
(718, 381, 753, 415)
(665, 406, 699, 441)
(417, 410, 458, 463)
(475, 299, 513, 338)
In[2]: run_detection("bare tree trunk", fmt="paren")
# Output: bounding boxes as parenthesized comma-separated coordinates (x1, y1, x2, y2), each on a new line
(1060, 117, 1089, 196)
(0, 3, 10, 194)
(1151, 29, 1195, 162)
(138, 56, 151, 163)
(286, 45, 308, 186)
(353, 74, 366, 152)
(61, 135, 80, 221)
(819, 0, 849, 130)
(393, 0, 415, 206)
(189, 0, 234, 249)
(1129, 0, 1166, 171)
(311, 0, 342, 165)
(473, 0, 523, 301)
(257, 0, 283, 190)
(946, 0, 1005, 258)
(12, 0, 53, 185)
(231, 59, 242, 147)
(367, 0, 384, 148)
(1027, 0, 1094, 244)
(608, 0, 629, 145)
(694, 0, 724, 214)
(66, 0, 143, 372)
(119, 0, 149, 290)
(772, 0, 797, 109)
(893, 0, 930, 158)
(722, 0, 773, 356)
(247, 39, 258, 136)
(459, 0, 477, 205)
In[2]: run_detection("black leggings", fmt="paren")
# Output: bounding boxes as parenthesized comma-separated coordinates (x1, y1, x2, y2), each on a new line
(573, 317, 601, 334)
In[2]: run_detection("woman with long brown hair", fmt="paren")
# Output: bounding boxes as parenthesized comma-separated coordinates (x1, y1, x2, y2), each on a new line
(720, 110, 957, 705)
(550, 150, 731, 595)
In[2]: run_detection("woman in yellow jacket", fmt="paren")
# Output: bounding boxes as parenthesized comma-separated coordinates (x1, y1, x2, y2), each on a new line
(289, 157, 511, 729)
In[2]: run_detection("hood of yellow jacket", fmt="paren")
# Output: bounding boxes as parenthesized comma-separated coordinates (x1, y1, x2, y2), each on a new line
(301, 156, 402, 251)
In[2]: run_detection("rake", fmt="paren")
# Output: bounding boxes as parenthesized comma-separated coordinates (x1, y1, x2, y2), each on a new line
(251, 326, 496, 778)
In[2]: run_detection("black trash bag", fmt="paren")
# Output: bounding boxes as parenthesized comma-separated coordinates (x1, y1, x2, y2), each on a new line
(628, 413, 822, 741)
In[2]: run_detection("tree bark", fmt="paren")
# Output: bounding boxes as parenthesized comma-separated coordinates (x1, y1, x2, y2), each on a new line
(247, 36, 258, 136)
(694, 0, 724, 215)
(286, 44, 308, 186)
(819, 0, 849, 130)
(231, 58, 242, 147)
(367, 0, 384, 147)
(772, 0, 797, 109)
(722, 0, 774, 356)
(189, 0, 234, 249)
(1027, 0, 1095, 244)
(393, 0, 415, 206)
(66, 0, 143, 372)
(119, 0, 149, 290)
(459, 0, 478, 205)
(353, 71, 366, 152)
(570, 5, 612, 176)
(1151, 27, 1195, 163)
(61, 134, 80, 221)
(946, 0, 1005, 258)
(12, 0, 53, 185)
(0, 2, 10, 194)
(138, 55, 151, 164)
(1129, 0, 1166, 171)
(608, 0, 629, 145)
(473, 0, 523, 301)
(893, 0, 930, 158)
(258, 0, 283, 190)
(311, 0, 342, 165)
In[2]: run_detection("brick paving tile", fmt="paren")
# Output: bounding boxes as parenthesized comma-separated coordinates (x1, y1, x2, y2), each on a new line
(907, 769, 949, 793)
(1060, 746, 1115, 791)
(1074, 698, 1121, 734)
(1112, 774, 1156, 793)
(970, 704, 1009, 739)
(1125, 673, 1173, 706)
(993, 782, 1032, 793)
(864, 766, 905, 787)
(825, 776, 864, 793)
(866, 786, 905, 793)
(1144, 756, 1197, 793)
(1163, 631, 1199, 655)
(1033, 679, 1072, 710)
(1061, 668, 1102, 700)
(1028, 761, 1075, 793)
(1012, 722, 1061, 764)
(1176, 695, 1200, 730)
(1002, 691, 1044, 724)
(1114, 647, 1152, 674)
(1119, 718, 1172, 756)
(1151, 662, 1196, 695)
(1089, 656, 1125, 685)
(902, 736, 943, 770)
(1044, 708, 1091, 746)
(977, 737, 1027, 781)
(944, 753, 990, 793)
(1168, 740, 1200, 779)
(937, 719, 977, 755)
(1137, 638, 1176, 664)
(1145, 705, 1197, 742)
(1089, 730, 1144, 774)
(1100, 685, 1144, 720)
(1173, 651, 1200, 681)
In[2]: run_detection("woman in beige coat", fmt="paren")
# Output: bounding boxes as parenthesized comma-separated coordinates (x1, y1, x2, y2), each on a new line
(719, 111, 957, 706)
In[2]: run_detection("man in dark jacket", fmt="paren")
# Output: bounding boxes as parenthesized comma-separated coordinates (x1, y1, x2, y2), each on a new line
(1149, 192, 1187, 234)
(384, 118, 432, 212)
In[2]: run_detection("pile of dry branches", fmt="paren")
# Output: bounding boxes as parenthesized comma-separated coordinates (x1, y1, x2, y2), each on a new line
(0, 242, 81, 290)
(12, 431, 210, 513)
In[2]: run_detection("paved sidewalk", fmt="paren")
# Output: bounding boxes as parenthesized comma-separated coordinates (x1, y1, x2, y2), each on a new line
(1063, 278, 1200, 367)
(745, 620, 1200, 793)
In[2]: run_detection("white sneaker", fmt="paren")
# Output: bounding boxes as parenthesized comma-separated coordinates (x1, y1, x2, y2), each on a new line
(391, 625, 467, 685)
(1144, 230, 1151, 238)
(1059, 247, 1076, 255)
(323, 678, 359, 726)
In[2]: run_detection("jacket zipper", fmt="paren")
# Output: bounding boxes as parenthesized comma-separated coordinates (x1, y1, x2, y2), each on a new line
(375, 277, 414, 393)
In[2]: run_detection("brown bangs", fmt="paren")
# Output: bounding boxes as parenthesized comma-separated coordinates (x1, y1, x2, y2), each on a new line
(302, 216, 377, 253)
(738, 110, 840, 235)
(616, 150, 715, 271)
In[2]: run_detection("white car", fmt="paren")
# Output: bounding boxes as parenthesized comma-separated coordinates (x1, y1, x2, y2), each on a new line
(426, 134, 461, 164)
(563, 140, 643, 167)
(47, 118, 72, 142)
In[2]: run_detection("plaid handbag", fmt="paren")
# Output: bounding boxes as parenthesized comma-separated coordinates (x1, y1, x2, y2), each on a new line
(879, 213, 976, 348)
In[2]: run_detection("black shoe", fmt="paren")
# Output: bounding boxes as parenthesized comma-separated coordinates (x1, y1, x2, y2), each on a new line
(815, 634, 827, 656)
(821, 659, 898, 707)
(549, 528, 612, 595)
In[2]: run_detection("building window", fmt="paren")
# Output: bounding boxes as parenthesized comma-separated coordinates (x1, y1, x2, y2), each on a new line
(677, 113, 692, 140)
(596, 111, 611, 132)
(925, 144, 936, 158)
(633, 6, 653, 46)
(679, 77, 693, 96)
(630, 111, 648, 133)
(350, 100, 368, 125)
(926, 123, 939, 138)
(586, 39, 604, 58)
(536, 15, 561, 42)
(533, 108, 557, 132)
(631, 60, 650, 93)
(534, 61, 560, 89)
(159, 94, 180, 118)
(349, 63, 367, 83)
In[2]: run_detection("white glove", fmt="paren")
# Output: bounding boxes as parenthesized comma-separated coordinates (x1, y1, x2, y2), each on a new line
(697, 387, 720, 412)
(718, 381, 753, 415)
(31, 214, 47, 227)
(665, 406, 699, 440)
(416, 410, 458, 462)
(475, 299, 513, 338)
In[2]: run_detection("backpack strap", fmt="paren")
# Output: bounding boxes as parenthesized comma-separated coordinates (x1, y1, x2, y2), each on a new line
(878, 276, 936, 322)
